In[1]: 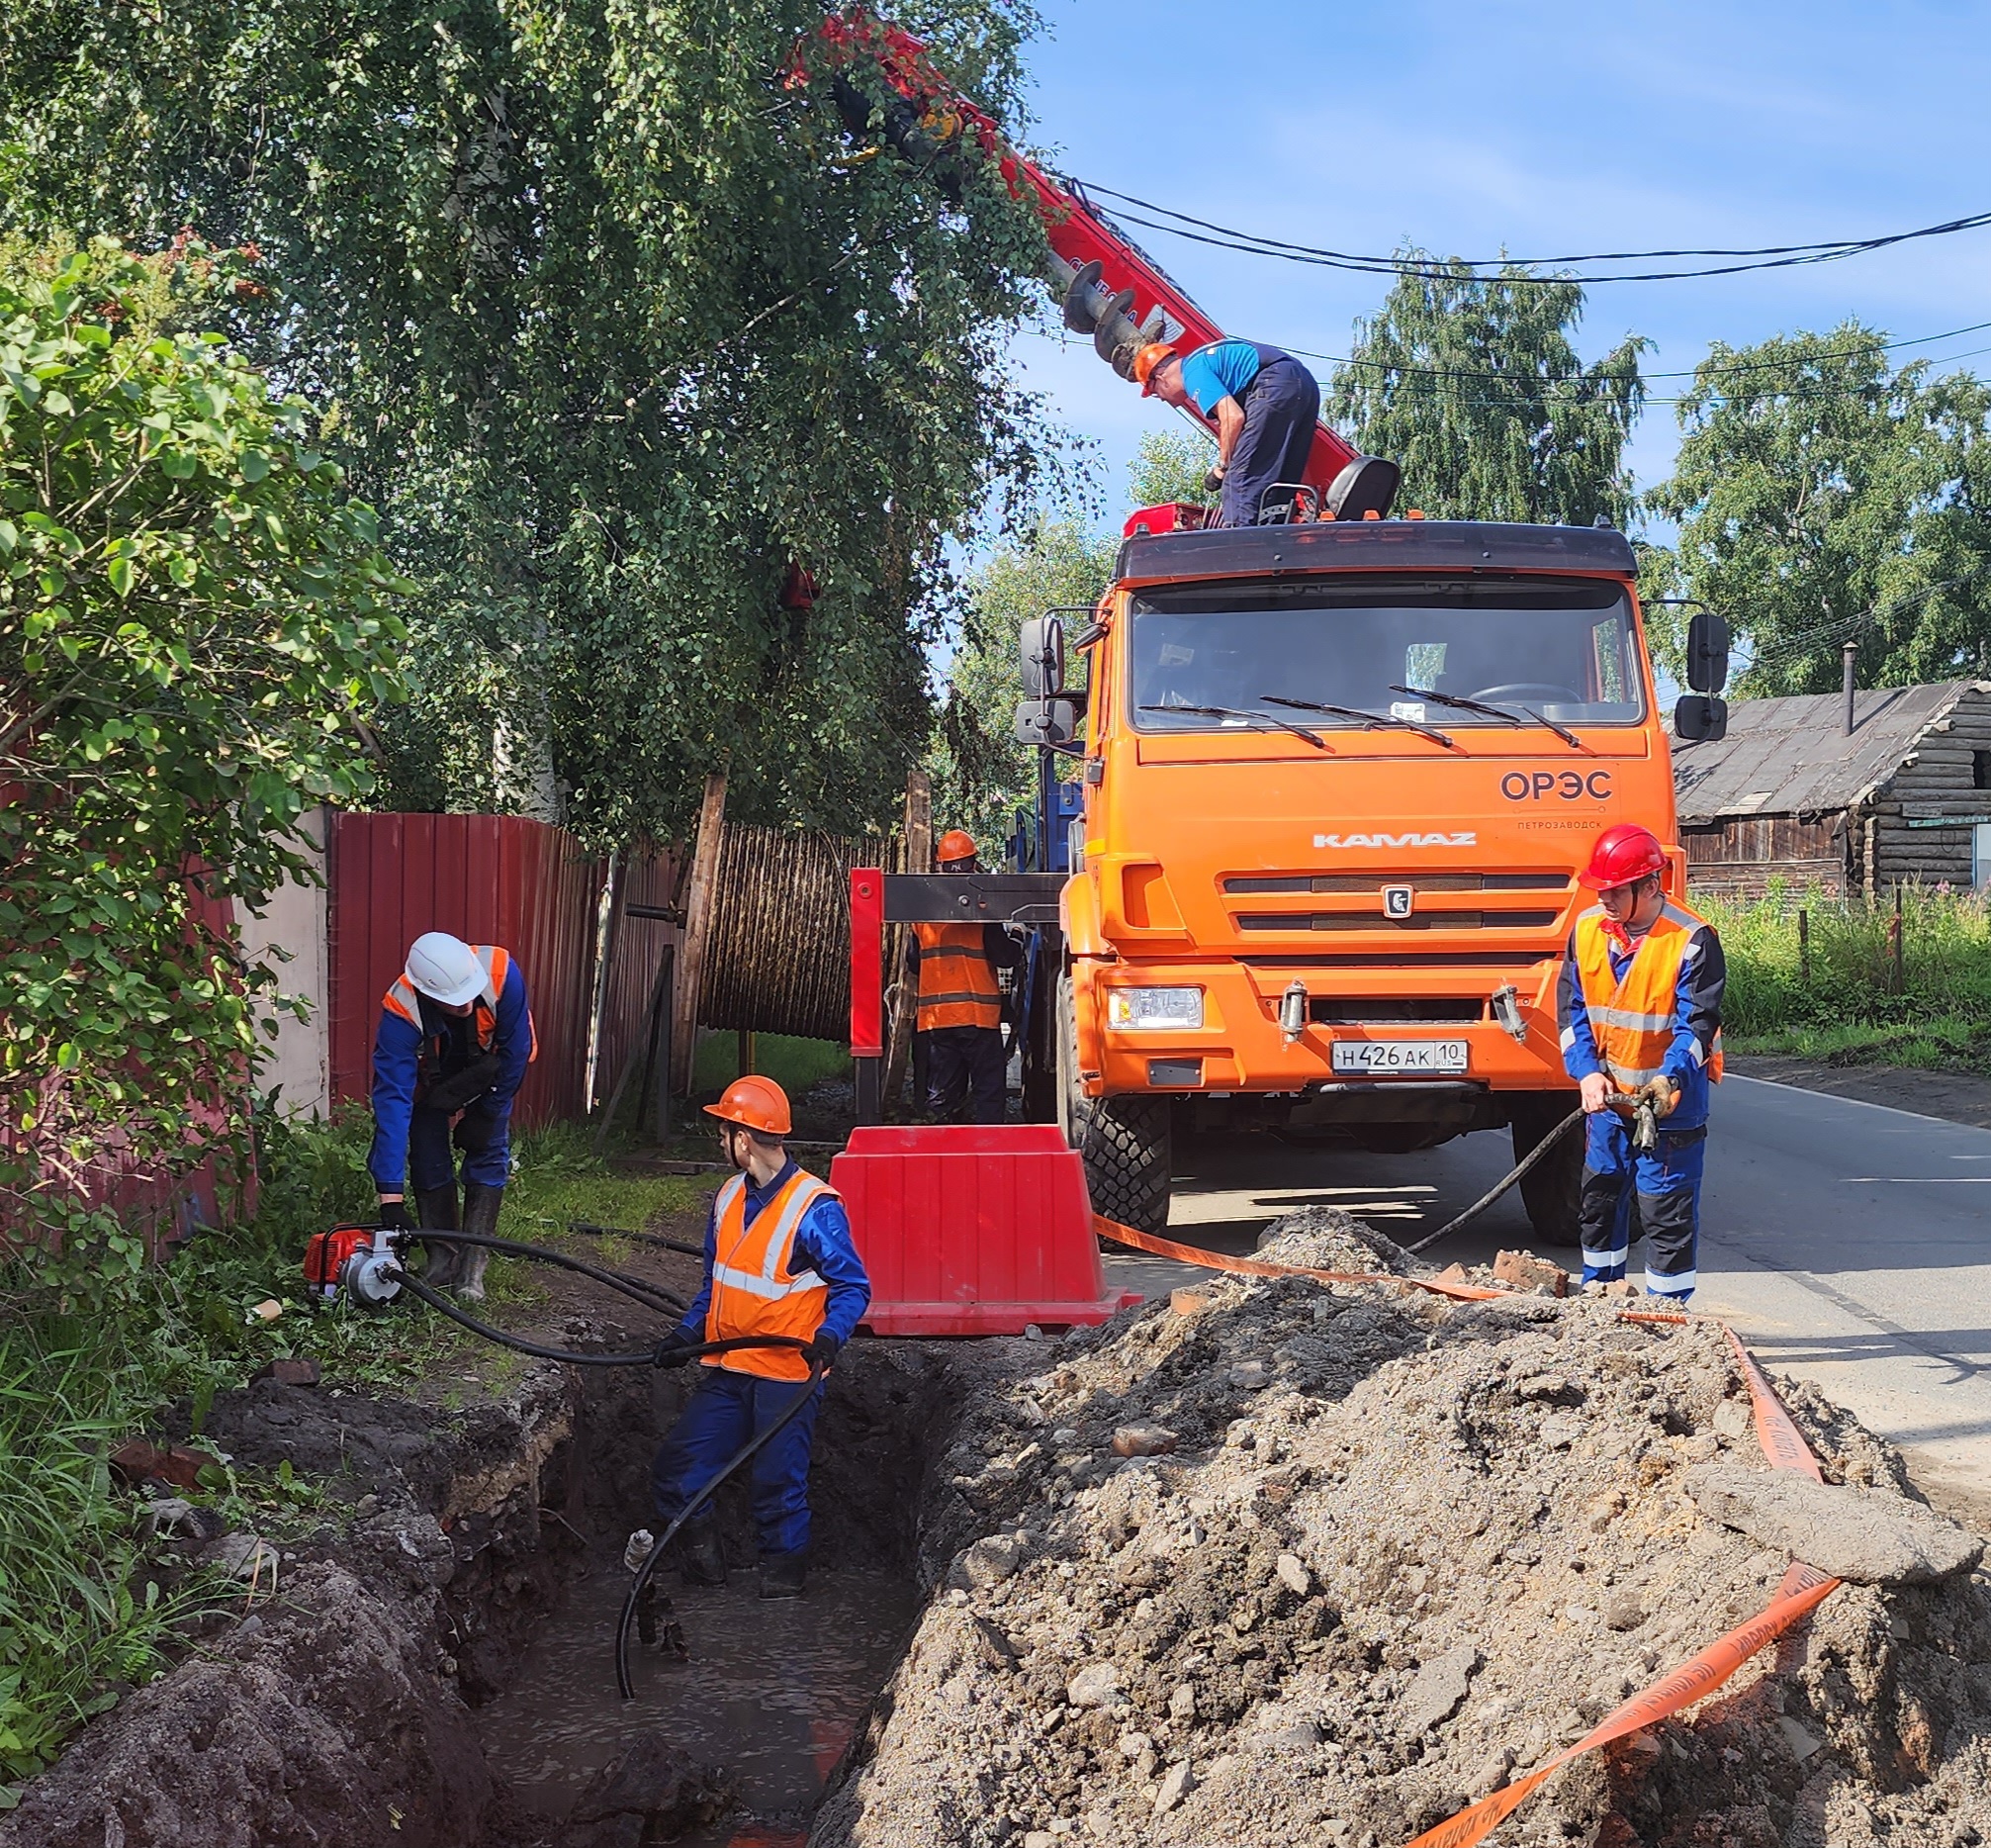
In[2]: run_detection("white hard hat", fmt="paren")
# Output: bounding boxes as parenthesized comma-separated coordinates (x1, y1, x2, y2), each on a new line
(405, 932, 486, 1007)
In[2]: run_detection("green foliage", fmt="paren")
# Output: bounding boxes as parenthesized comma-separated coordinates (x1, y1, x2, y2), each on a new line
(689, 1030, 852, 1101)
(0, 240, 406, 1249)
(1702, 884, 1991, 1041)
(1129, 427, 1217, 509)
(0, 0, 1060, 844)
(1644, 326, 1991, 694)
(931, 514, 1114, 850)
(1327, 255, 1647, 527)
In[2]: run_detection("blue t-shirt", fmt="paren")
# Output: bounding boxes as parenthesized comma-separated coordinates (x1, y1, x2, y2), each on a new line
(1178, 339, 1279, 416)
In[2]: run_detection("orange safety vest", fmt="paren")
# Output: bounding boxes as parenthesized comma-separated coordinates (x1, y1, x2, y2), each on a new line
(381, 944, 539, 1069)
(914, 922, 1002, 1031)
(702, 1167, 838, 1382)
(1573, 899, 1723, 1094)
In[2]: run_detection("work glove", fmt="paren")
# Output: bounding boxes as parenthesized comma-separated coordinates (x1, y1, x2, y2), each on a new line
(1203, 466, 1226, 496)
(653, 1329, 700, 1369)
(424, 1053, 501, 1116)
(453, 1106, 500, 1154)
(1638, 1076, 1679, 1120)
(801, 1332, 842, 1369)
(377, 1198, 410, 1231)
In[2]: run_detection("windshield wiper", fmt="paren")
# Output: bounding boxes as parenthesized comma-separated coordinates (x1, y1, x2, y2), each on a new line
(1138, 703, 1326, 749)
(1390, 683, 1585, 751)
(1260, 694, 1457, 750)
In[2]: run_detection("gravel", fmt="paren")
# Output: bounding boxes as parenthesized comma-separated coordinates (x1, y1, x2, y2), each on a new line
(814, 1265, 1991, 1848)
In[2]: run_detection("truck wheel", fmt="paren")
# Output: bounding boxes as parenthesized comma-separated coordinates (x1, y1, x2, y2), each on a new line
(1509, 1094, 1584, 1248)
(1057, 974, 1173, 1236)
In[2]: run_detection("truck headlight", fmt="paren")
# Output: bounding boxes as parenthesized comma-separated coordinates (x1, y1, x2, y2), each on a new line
(1106, 986, 1204, 1031)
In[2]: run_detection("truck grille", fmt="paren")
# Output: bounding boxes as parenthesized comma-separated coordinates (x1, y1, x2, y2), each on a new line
(1235, 910, 1562, 933)
(1310, 998, 1485, 1024)
(1224, 872, 1571, 894)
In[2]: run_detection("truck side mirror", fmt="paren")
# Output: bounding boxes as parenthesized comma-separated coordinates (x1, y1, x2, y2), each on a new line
(1020, 617, 1065, 698)
(1685, 609, 1730, 693)
(1674, 693, 1728, 743)
(1014, 697, 1078, 747)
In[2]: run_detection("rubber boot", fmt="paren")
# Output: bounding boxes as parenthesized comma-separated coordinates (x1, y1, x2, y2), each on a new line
(759, 1550, 807, 1600)
(415, 1185, 462, 1290)
(457, 1180, 502, 1301)
(678, 1519, 729, 1589)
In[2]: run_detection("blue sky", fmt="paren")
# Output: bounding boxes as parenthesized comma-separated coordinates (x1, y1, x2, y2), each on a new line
(999, 0, 1991, 534)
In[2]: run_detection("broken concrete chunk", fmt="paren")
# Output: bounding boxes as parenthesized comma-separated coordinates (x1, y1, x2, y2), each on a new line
(950, 1534, 1025, 1591)
(1539, 1413, 1584, 1450)
(1066, 1662, 1125, 1709)
(1683, 1464, 1984, 1585)
(1111, 1425, 1178, 1458)
(1400, 1643, 1481, 1733)
(1515, 1373, 1581, 1404)
(1275, 1552, 1312, 1596)
(1711, 1399, 1751, 1439)
(1228, 1360, 1270, 1389)
(1493, 1249, 1569, 1296)
(201, 1531, 277, 1582)
(1168, 1682, 1197, 1720)
(1777, 1714, 1825, 1762)
(1152, 1760, 1195, 1815)
(1601, 1591, 1645, 1632)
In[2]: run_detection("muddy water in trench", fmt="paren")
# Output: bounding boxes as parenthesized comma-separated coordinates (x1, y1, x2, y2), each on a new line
(475, 1558, 919, 1845)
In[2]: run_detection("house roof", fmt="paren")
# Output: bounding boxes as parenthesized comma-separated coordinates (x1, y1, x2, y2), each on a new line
(1674, 681, 1988, 823)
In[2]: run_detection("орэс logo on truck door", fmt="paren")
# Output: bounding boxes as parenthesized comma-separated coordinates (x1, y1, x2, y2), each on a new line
(1312, 831, 1478, 849)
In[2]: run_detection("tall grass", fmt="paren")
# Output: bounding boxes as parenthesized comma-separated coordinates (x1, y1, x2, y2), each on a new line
(1702, 883, 1991, 1048)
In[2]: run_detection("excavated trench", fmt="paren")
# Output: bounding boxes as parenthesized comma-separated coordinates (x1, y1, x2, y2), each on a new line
(10, 1212, 1991, 1848)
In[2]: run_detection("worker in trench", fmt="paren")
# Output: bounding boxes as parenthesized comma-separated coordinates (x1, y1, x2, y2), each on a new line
(650, 1075, 871, 1599)
(1133, 337, 1319, 527)
(1560, 824, 1726, 1303)
(908, 828, 1025, 1124)
(370, 931, 537, 1300)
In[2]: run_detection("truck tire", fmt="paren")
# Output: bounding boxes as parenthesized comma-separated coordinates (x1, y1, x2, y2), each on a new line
(1508, 1093, 1584, 1248)
(1057, 973, 1172, 1236)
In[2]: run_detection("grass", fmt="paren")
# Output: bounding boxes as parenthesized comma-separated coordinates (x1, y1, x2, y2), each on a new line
(0, 1097, 692, 1798)
(689, 1030, 850, 1100)
(1704, 884, 1991, 1070)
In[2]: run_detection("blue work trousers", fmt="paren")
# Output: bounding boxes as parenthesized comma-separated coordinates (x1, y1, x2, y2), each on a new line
(407, 1102, 511, 1191)
(652, 1366, 824, 1559)
(922, 1025, 1007, 1124)
(1579, 1112, 1704, 1302)
(1220, 358, 1320, 527)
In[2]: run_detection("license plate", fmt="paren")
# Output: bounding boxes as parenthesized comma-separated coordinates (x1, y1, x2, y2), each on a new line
(1330, 1039, 1469, 1074)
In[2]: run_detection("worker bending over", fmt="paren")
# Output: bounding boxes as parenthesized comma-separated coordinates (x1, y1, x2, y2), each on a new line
(910, 829, 1023, 1124)
(652, 1076, 870, 1599)
(1134, 338, 1319, 527)
(371, 932, 536, 1300)
(1559, 825, 1725, 1304)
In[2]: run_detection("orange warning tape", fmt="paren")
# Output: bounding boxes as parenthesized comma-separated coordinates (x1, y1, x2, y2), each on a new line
(1091, 1214, 1509, 1302)
(1725, 1325, 1824, 1483)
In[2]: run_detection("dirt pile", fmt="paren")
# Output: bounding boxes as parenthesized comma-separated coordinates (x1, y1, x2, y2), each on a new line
(815, 1272, 1991, 1848)
(1253, 1206, 1428, 1277)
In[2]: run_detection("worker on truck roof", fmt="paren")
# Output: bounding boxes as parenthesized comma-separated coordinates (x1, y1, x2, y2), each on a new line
(1560, 825, 1726, 1304)
(370, 932, 537, 1301)
(651, 1076, 870, 1599)
(909, 829, 1024, 1124)
(1134, 338, 1319, 528)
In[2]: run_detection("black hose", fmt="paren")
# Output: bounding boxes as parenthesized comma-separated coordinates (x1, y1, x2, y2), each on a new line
(409, 1229, 686, 1315)
(567, 1218, 707, 1260)
(1403, 1108, 1584, 1255)
(615, 1344, 825, 1701)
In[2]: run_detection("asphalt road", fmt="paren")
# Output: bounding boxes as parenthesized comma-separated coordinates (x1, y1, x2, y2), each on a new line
(1099, 1073, 1991, 1523)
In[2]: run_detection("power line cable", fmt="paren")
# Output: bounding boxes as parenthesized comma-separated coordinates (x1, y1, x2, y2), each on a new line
(1071, 181, 1991, 285)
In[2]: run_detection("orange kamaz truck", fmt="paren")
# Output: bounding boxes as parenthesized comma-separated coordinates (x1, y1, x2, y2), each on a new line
(1014, 514, 1728, 1239)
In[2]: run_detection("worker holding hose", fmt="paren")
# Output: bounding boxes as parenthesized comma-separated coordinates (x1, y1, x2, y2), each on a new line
(1134, 338, 1319, 527)
(370, 932, 537, 1300)
(1560, 825, 1725, 1303)
(909, 829, 1023, 1124)
(650, 1075, 870, 1599)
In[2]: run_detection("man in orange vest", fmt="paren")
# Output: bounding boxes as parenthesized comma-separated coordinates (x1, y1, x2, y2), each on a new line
(650, 1075, 871, 1599)
(1559, 824, 1726, 1303)
(911, 828, 1023, 1123)
(370, 932, 537, 1299)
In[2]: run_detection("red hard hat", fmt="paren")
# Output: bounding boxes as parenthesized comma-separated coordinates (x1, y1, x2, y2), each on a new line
(1579, 823, 1669, 890)
(936, 829, 978, 864)
(703, 1074, 792, 1136)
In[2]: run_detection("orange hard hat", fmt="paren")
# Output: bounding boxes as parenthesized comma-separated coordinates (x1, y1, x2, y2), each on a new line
(936, 829, 978, 864)
(1133, 342, 1178, 396)
(1579, 823, 1669, 890)
(703, 1074, 792, 1136)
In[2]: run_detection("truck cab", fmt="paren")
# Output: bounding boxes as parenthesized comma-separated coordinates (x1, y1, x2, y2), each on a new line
(1023, 514, 1694, 1240)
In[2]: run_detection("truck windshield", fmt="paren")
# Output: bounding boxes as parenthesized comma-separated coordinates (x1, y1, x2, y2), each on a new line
(1129, 575, 1646, 731)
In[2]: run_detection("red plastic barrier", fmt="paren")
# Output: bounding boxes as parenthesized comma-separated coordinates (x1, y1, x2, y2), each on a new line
(832, 1125, 1140, 1336)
